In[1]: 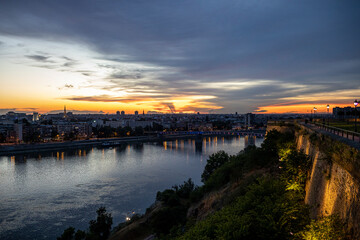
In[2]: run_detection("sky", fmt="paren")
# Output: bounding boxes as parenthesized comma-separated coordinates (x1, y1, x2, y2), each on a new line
(0, 0, 359, 114)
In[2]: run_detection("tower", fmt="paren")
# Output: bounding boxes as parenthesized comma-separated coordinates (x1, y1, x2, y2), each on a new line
(64, 105, 67, 118)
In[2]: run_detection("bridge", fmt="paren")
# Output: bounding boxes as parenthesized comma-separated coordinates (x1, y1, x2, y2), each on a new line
(157, 129, 266, 137)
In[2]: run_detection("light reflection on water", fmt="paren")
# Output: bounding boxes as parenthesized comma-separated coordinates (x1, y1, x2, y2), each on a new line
(0, 136, 263, 240)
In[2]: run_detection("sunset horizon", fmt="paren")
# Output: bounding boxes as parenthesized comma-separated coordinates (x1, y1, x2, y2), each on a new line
(1, 1, 359, 116)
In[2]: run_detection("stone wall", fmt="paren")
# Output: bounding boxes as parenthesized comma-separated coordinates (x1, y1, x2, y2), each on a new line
(268, 123, 360, 237)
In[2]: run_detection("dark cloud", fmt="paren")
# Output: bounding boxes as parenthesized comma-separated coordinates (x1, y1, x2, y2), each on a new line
(253, 110, 268, 113)
(46, 109, 105, 114)
(62, 56, 73, 61)
(0, 108, 38, 114)
(109, 72, 142, 80)
(177, 105, 223, 113)
(63, 61, 76, 67)
(1, 0, 359, 112)
(0, 108, 16, 114)
(25, 54, 52, 62)
(62, 95, 155, 103)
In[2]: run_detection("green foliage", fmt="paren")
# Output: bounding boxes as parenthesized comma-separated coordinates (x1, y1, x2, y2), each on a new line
(260, 129, 295, 162)
(177, 178, 310, 240)
(156, 189, 180, 207)
(57, 207, 112, 240)
(150, 206, 187, 236)
(297, 215, 345, 240)
(88, 207, 113, 240)
(134, 126, 144, 135)
(0, 132, 6, 143)
(279, 149, 312, 196)
(57, 227, 75, 240)
(94, 126, 116, 138)
(156, 178, 196, 206)
(201, 151, 230, 183)
(74, 230, 86, 240)
(173, 178, 196, 198)
(173, 130, 348, 239)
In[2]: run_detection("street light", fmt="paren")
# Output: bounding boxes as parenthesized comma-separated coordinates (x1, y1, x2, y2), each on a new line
(355, 99, 358, 133)
(313, 107, 317, 120)
(327, 105, 330, 125)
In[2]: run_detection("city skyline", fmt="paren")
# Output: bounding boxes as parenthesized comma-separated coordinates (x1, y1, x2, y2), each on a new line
(1, 1, 359, 114)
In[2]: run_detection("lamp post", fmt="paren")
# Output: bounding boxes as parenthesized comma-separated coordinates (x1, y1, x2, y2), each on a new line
(311, 108, 313, 122)
(327, 105, 330, 126)
(355, 99, 358, 133)
(313, 107, 317, 121)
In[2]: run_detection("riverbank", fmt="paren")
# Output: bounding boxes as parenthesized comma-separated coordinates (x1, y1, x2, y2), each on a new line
(0, 131, 265, 156)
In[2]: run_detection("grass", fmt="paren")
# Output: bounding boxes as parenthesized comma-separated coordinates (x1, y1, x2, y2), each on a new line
(316, 119, 359, 133)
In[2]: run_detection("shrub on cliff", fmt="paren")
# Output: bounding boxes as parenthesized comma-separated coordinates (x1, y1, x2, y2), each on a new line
(177, 177, 310, 240)
(149, 206, 187, 236)
(201, 151, 230, 183)
(297, 215, 345, 240)
(57, 207, 112, 240)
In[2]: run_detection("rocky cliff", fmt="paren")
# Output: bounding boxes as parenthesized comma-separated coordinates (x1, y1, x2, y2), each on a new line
(269, 122, 360, 238)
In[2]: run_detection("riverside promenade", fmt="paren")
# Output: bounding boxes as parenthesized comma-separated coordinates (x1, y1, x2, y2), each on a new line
(0, 129, 266, 156)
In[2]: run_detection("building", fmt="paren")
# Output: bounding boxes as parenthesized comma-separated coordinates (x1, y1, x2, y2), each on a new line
(245, 113, 255, 128)
(128, 120, 153, 129)
(32, 112, 39, 122)
(121, 111, 125, 116)
(14, 123, 23, 142)
(333, 106, 355, 118)
(135, 111, 139, 116)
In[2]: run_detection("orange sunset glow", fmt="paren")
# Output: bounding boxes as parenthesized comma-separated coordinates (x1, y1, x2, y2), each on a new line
(0, 1, 359, 115)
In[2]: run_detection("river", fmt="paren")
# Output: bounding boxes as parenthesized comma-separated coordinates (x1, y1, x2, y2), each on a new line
(0, 136, 263, 240)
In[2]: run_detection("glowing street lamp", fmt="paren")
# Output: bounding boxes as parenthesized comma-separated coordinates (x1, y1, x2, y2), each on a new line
(313, 107, 317, 119)
(327, 105, 330, 125)
(355, 100, 358, 132)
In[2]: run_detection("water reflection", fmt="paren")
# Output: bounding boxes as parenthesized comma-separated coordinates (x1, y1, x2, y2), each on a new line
(244, 135, 256, 148)
(195, 139, 203, 153)
(132, 143, 144, 153)
(0, 136, 263, 240)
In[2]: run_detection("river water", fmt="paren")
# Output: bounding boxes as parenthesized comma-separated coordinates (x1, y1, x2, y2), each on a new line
(0, 136, 263, 240)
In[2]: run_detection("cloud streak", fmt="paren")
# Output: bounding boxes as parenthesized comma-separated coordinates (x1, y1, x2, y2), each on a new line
(25, 54, 52, 62)
(0, 1, 359, 113)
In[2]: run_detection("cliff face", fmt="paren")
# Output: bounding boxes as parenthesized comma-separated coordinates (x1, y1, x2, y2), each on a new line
(269, 123, 360, 238)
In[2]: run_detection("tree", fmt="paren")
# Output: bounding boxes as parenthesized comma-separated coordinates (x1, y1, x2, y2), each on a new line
(201, 151, 230, 183)
(74, 230, 86, 240)
(0, 132, 6, 143)
(134, 126, 144, 136)
(57, 227, 75, 240)
(57, 207, 113, 240)
(88, 207, 113, 240)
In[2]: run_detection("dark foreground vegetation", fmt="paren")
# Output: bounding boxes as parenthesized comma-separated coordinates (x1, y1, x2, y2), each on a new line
(58, 130, 346, 240)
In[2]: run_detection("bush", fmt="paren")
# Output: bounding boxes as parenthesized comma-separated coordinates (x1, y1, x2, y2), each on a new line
(201, 151, 230, 183)
(297, 215, 345, 240)
(174, 178, 196, 198)
(177, 177, 310, 240)
(156, 178, 197, 206)
(57, 227, 75, 240)
(57, 207, 113, 240)
(150, 206, 187, 235)
(88, 207, 113, 240)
